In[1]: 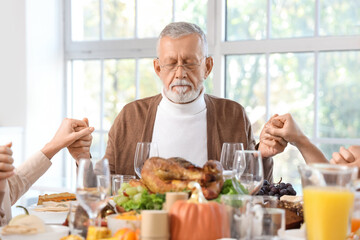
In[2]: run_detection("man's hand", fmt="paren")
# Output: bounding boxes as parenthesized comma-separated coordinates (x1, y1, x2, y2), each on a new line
(42, 118, 94, 159)
(264, 113, 307, 146)
(67, 118, 93, 163)
(258, 114, 288, 158)
(330, 145, 360, 166)
(0, 142, 15, 180)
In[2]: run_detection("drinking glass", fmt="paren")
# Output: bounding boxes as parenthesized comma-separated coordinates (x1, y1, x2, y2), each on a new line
(251, 207, 285, 240)
(232, 150, 264, 195)
(298, 164, 358, 240)
(220, 142, 244, 179)
(221, 194, 253, 240)
(134, 142, 159, 178)
(111, 174, 136, 196)
(111, 175, 123, 196)
(76, 158, 111, 227)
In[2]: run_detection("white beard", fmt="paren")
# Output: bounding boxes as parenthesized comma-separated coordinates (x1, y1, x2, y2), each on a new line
(164, 79, 203, 103)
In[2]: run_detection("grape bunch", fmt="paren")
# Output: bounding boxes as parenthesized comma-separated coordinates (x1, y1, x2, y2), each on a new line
(257, 178, 296, 199)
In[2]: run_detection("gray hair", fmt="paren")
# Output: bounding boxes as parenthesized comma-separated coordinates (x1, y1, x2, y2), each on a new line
(156, 22, 208, 57)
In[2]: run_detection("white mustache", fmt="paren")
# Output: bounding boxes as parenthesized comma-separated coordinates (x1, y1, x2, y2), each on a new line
(169, 79, 193, 88)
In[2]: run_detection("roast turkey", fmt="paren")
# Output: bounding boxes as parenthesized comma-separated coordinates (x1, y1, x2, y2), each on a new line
(141, 157, 224, 200)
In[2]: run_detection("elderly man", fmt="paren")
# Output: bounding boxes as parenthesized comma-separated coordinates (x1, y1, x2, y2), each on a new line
(68, 22, 286, 181)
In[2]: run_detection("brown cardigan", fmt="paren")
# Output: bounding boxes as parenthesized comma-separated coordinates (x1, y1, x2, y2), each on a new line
(104, 94, 273, 181)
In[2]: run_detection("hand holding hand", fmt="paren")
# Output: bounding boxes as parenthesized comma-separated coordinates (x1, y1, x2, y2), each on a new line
(42, 118, 94, 159)
(0, 142, 15, 180)
(258, 114, 288, 158)
(264, 113, 306, 147)
(67, 118, 93, 162)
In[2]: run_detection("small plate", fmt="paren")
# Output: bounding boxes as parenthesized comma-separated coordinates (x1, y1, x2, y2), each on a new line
(0, 225, 69, 240)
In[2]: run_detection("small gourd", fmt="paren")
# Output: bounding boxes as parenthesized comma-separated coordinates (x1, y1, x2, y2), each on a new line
(8, 205, 46, 233)
(169, 182, 230, 240)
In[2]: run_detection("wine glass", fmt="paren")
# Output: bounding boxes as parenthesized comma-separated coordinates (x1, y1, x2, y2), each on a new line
(76, 158, 110, 227)
(134, 142, 159, 178)
(232, 150, 264, 195)
(220, 142, 244, 179)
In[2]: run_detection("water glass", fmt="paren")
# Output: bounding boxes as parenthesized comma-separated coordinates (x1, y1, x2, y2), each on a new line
(76, 158, 111, 227)
(232, 150, 264, 195)
(251, 207, 285, 240)
(221, 194, 253, 240)
(68, 201, 87, 237)
(112, 174, 136, 196)
(134, 142, 159, 178)
(111, 175, 123, 196)
(220, 142, 244, 179)
(298, 164, 358, 240)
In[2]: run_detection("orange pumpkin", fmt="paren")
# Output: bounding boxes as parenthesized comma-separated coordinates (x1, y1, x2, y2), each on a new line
(169, 182, 230, 240)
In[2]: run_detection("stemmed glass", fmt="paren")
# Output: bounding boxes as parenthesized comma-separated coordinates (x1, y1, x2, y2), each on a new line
(134, 142, 159, 178)
(76, 158, 111, 227)
(232, 150, 264, 195)
(220, 142, 244, 179)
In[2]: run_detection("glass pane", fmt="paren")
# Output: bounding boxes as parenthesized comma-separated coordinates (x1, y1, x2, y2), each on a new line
(273, 145, 303, 195)
(90, 132, 101, 159)
(72, 60, 101, 129)
(318, 51, 360, 138)
(104, 59, 136, 130)
(137, 0, 172, 38)
(271, 0, 315, 38)
(225, 55, 266, 136)
(226, 0, 266, 41)
(320, 0, 360, 36)
(269, 53, 314, 136)
(103, 0, 135, 39)
(204, 71, 213, 94)
(71, 0, 100, 41)
(174, 0, 207, 33)
(139, 59, 162, 98)
(318, 143, 347, 161)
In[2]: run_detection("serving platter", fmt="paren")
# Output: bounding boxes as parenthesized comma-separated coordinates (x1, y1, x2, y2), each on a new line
(0, 225, 69, 240)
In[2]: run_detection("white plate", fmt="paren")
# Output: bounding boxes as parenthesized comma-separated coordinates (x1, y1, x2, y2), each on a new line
(0, 225, 69, 240)
(28, 205, 68, 225)
(278, 228, 306, 240)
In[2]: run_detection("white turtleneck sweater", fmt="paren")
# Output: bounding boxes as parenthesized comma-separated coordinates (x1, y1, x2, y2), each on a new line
(151, 90, 208, 167)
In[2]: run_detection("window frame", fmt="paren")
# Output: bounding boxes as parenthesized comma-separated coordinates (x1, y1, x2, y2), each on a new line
(64, 0, 360, 172)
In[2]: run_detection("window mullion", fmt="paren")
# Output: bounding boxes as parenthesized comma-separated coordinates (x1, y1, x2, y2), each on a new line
(135, 58, 140, 99)
(100, 59, 105, 156)
(100, 0, 104, 40)
(314, 51, 319, 142)
(266, 53, 270, 120)
(315, 0, 319, 37)
(135, 0, 138, 38)
(267, 0, 271, 39)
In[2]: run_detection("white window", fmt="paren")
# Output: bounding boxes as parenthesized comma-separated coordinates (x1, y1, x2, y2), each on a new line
(65, 0, 360, 192)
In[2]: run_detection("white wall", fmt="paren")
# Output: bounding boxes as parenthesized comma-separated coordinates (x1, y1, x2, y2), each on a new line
(0, 1, 27, 127)
(0, 0, 65, 210)
(25, 0, 64, 157)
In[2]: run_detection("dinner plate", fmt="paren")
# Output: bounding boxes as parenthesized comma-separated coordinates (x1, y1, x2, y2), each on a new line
(0, 225, 69, 240)
(278, 228, 306, 240)
(28, 204, 68, 225)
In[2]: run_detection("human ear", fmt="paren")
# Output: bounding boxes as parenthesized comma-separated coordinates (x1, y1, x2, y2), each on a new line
(154, 58, 161, 77)
(204, 57, 213, 78)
